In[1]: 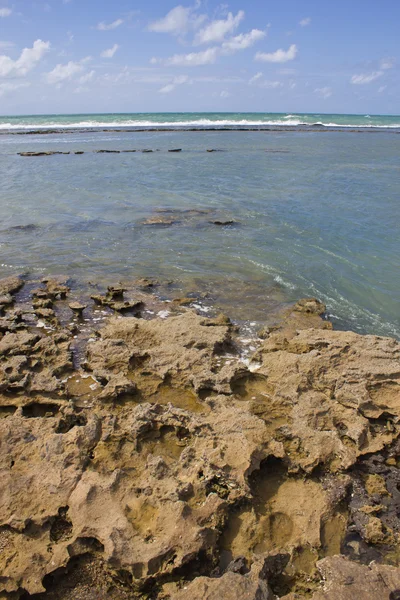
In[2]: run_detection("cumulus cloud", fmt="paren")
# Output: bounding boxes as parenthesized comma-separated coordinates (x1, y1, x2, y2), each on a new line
(159, 74, 189, 93)
(350, 71, 383, 84)
(45, 57, 90, 84)
(151, 25, 266, 67)
(299, 17, 311, 26)
(0, 8, 12, 17)
(255, 44, 298, 63)
(96, 18, 123, 31)
(148, 5, 205, 36)
(220, 90, 230, 98)
(378, 85, 387, 93)
(314, 86, 332, 98)
(194, 10, 244, 45)
(0, 81, 30, 96)
(0, 39, 50, 77)
(221, 29, 265, 53)
(101, 44, 119, 58)
(152, 46, 219, 67)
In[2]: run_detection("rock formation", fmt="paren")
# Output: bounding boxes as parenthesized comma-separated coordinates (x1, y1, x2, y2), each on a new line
(0, 276, 399, 599)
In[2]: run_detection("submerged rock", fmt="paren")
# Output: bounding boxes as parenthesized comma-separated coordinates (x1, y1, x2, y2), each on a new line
(69, 302, 87, 316)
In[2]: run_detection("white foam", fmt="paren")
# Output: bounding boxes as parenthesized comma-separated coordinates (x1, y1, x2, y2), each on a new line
(1, 118, 399, 130)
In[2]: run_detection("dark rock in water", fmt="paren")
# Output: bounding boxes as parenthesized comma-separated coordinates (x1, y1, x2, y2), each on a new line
(91, 286, 143, 313)
(34, 307, 56, 320)
(122, 149, 137, 153)
(168, 149, 182, 152)
(6, 224, 40, 232)
(172, 297, 195, 306)
(155, 208, 212, 216)
(107, 286, 126, 301)
(133, 278, 159, 289)
(69, 302, 87, 316)
(0, 275, 24, 296)
(18, 151, 70, 157)
(96, 150, 120, 153)
(293, 297, 326, 315)
(43, 279, 70, 299)
(209, 220, 236, 226)
(32, 298, 53, 309)
(19, 151, 53, 157)
(206, 149, 223, 152)
(0, 294, 13, 309)
(141, 149, 153, 153)
(74, 151, 84, 155)
(141, 216, 178, 226)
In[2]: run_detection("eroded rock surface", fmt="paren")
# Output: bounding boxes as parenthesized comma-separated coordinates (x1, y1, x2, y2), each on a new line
(0, 281, 399, 599)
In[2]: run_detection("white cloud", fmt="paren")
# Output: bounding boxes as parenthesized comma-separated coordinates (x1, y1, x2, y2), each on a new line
(381, 57, 394, 70)
(45, 58, 90, 84)
(350, 71, 383, 84)
(0, 41, 14, 49)
(255, 44, 298, 63)
(220, 90, 230, 98)
(378, 85, 387, 93)
(299, 17, 311, 26)
(314, 86, 332, 98)
(159, 74, 189, 93)
(0, 39, 50, 77)
(148, 5, 205, 36)
(0, 8, 12, 17)
(0, 81, 30, 96)
(96, 18, 123, 31)
(79, 69, 95, 84)
(249, 71, 262, 84)
(101, 44, 119, 58)
(194, 10, 244, 45)
(221, 29, 265, 53)
(153, 46, 219, 67)
(152, 26, 266, 68)
(248, 72, 283, 89)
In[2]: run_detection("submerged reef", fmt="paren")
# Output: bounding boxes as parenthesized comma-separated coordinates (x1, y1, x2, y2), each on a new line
(0, 275, 400, 599)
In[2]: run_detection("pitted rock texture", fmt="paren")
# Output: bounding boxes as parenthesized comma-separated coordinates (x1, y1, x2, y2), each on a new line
(0, 279, 400, 599)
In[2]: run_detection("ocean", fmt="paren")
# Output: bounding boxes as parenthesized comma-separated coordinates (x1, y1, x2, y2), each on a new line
(1, 112, 400, 130)
(0, 112, 399, 338)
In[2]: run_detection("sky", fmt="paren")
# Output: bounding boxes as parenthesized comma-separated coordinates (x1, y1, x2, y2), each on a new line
(0, 0, 399, 115)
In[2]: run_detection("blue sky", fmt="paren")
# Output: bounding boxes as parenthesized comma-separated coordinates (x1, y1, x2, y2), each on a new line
(0, 0, 399, 115)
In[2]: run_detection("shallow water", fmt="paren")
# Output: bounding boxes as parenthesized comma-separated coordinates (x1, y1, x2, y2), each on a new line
(0, 129, 399, 338)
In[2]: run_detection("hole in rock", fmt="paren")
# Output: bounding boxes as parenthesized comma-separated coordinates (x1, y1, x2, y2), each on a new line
(68, 536, 104, 557)
(22, 403, 60, 418)
(50, 507, 73, 543)
(55, 413, 87, 434)
(0, 405, 17, 418)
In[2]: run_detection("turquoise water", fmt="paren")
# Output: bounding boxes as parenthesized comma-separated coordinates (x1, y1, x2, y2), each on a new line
(0, 125, 399, 338)
(1, 112, 400, 130)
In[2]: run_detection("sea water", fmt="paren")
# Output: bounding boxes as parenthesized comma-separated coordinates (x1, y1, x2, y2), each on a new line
(0, 117, 399, 338)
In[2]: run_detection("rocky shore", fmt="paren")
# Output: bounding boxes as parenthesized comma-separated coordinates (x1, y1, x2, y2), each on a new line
(0, 275, 400, 599)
